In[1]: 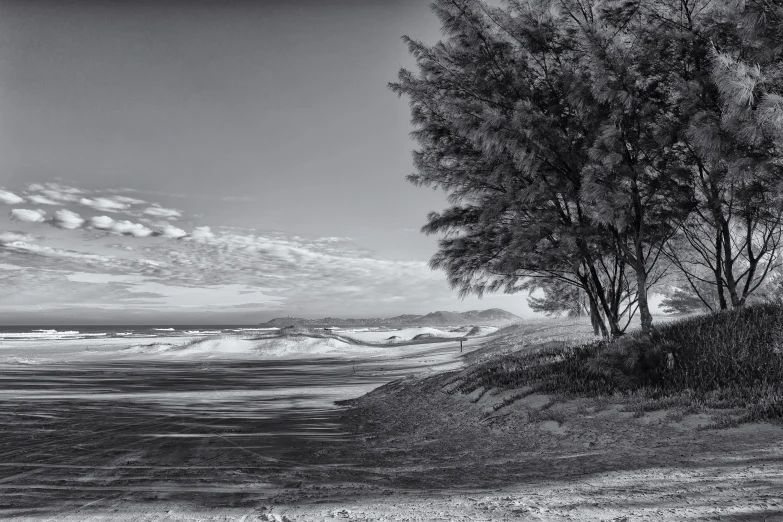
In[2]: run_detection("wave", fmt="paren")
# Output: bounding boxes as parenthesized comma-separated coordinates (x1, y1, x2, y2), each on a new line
(0, 326, 281, 341)
(0, 330, 113, 340)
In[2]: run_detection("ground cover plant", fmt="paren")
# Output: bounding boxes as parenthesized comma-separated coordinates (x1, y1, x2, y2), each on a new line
(457, 304, 783, 422)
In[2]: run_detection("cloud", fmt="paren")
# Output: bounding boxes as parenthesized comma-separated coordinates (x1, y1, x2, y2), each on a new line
(10, 208, 46, 223)
(79, 197, 130, 212)
(0, 237, 164, 278)
(315, 236, 353, 242)
(188, 226, 215, 241)
(1, 240, 112, 264)
(158, 223, 187, 239)
(50, 209, 85, 230)
(89, 215, 116, 230)
(87, 215, 153, 237)
(139, 228, 449, 308)
(111, 220, 154, 237)
(0, 231, 35, 244)
(25, 183, 86, 203)
(65, 272, 145, 284)
(0, 220, 472, 317)
(0, 190, 24, 205)
(27, 194, 60, 205)
(143, 206, 181, 218)
(113, 195, 146, 205)
(1, 182, 476, 318)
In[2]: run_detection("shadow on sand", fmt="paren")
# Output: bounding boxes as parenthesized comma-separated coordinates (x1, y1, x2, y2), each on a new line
(1, 358, 781, 520)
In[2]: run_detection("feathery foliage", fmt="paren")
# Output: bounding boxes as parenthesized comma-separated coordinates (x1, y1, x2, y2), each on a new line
(394, 0, 783, 337)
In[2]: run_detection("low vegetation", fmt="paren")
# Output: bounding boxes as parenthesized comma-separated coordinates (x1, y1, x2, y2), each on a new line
(457, 304, 783, 422)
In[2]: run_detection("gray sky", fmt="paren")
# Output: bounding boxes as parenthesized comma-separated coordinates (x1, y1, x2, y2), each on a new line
(0, 0, 539, 324)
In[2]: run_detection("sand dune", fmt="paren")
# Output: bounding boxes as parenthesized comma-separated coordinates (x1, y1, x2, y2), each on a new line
(341, 326, 471, 343)
(119, 335, 389, 360)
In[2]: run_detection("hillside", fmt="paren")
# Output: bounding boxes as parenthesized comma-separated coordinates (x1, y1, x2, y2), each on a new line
(260, 308, 521, 327)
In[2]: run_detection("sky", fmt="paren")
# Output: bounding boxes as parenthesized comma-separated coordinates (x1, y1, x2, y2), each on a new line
(0, 0, 542, 325)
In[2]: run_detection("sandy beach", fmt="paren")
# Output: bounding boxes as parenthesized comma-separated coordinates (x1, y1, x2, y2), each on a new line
(0, 328, 780, 521)
(0, 331, 476, 520)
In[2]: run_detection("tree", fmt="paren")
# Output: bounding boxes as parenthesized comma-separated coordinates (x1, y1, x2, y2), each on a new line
(391, 0, 640, 337)
(526, 278, 588, 317)
(659, 281, 720, 315)
(526, 271, 637, 336)
(646, 0, 783, 310)
(561, 0, 699, 335)
(394, 0, 783, 338)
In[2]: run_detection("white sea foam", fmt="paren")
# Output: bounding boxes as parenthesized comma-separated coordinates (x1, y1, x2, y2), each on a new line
(0, 330, 83, 340)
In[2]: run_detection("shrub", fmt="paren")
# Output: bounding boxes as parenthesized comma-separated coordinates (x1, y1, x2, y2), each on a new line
(654, 304, 783, 392)
(457, 304, 783, 419)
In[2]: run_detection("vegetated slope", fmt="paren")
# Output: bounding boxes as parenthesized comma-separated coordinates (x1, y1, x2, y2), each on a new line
(457, 304, 783, 422)
(346, 305, 783, 466)
(335, 306, 783, 520)
(260, 308, 522, 327)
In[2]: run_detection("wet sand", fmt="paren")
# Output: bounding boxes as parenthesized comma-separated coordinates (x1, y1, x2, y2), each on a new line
(0, 339, 471, 520)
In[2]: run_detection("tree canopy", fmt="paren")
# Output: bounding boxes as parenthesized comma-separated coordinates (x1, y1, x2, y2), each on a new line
(394, 0, 783, 336)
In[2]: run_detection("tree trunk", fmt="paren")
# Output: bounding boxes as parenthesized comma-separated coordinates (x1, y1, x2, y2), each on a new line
(635, 265, 654, 337)
(607, 314, 623, 338)
(720, 219, 742, 308)
(715, 228, 727, 310)
(587, 291, 608, 337)
(578, 270, 610, 337)
(587, 263, 623, 337)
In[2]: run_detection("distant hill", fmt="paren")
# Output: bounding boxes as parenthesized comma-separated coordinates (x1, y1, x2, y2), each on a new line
(260, 308, 521, 327)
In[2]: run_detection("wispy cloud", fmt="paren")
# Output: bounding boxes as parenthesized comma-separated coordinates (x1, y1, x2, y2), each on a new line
(143, 206, 181, 218)
(79, 197, 131, 212)
(0, 231, 34, 244)
(113, 195, 147, 205)
(0, 190, 24, 205)
(27, 194, 60, 205)
(0, 181, 461, 317)
(28, 183, 85, 203)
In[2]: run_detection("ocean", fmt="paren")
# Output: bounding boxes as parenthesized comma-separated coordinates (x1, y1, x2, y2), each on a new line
(0, 325, 279, 341)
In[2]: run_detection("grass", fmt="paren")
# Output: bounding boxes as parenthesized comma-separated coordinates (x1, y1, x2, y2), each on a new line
(457, 304, 783, 423)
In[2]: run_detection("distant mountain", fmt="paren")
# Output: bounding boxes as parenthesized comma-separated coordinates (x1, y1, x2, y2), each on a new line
(260, 308, 521, 327)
